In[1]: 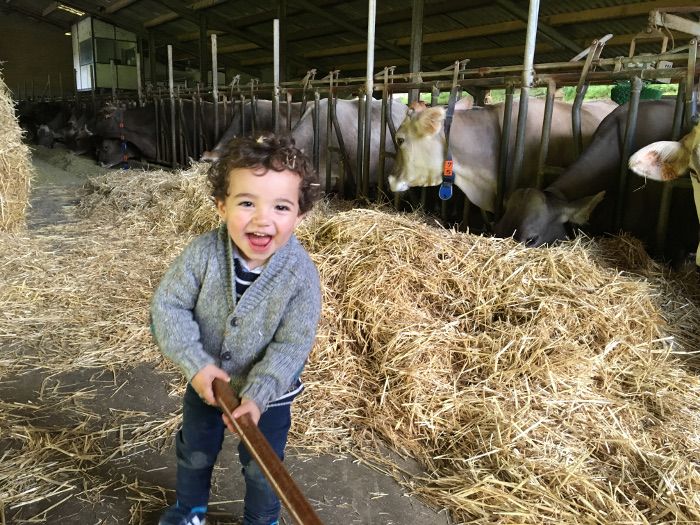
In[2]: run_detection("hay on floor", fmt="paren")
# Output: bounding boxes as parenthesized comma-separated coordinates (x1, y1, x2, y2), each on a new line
(0, 70, 33, 232)
(2, 162, 700, 523)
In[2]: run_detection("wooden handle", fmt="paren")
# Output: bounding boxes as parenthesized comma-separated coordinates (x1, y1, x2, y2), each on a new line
(213, 378, 324, 525)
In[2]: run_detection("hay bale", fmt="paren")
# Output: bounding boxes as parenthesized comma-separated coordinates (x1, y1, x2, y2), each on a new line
(292, 209, 700, 524)
(0, 70, 33, 232)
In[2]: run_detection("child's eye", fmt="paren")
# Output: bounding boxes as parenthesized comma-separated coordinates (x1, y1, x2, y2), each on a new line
(275, 204, 291, 211)
(238, 201, 253, 207)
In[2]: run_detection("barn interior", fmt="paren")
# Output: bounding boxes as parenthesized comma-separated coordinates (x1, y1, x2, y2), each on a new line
(2, 1, 700, 525)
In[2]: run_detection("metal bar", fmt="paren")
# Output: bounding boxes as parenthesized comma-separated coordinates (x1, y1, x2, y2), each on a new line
(510, 0, 539, 194)
(356, 94, 365, 198)
(684, 38, 697, 133)
(313, 90, 320, 178)
(615, 76, 642, 231)
(496, 84, 515, 218)
(572, 39, 598, 157)
(378, 80, 389, 198)
(326, 73, 334, 194)
(213, 379, 323, 525)
(154, 98, 161, 162)
(168, 45, 177, 168)
(273, 19, 280, 135)
(536, 78, 556, 188)
(362, 0, 377, 198)
(212, 34, 219, 143)
(136, 52, 143, 105)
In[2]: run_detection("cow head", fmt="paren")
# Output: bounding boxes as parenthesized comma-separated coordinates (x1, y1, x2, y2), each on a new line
(628, 124, 700, 183)
(388, 104, 446, 193)
(629, 123, 700, 266)
(494, 188, 605, 247)
(97, 138, 141, 168)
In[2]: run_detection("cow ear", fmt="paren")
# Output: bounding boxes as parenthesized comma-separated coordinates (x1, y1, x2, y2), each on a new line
(628, 141, 690, 181)
(561, 191, 605, 225)
(416, 106, 445, 136)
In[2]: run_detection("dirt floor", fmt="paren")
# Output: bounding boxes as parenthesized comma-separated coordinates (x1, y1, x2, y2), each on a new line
(2, 146, 452, 525)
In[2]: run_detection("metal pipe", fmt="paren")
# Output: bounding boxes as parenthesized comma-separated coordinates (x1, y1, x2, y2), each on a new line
(326, 74, 334, 193)
(521, 0, 540, 90)
(136, 52, 143, 106)
(273, 19, 280, 135)
(496, 84, 515, 218)
(168, 45, 177, 168)
(313, 90, 320, 178)
(212, 34, 219, 143)
(684, 38, 697, 133)
(615, 76, 642, 231)
(671, 81, 686, 141)
(511, 90, 530, 192)
(356, 94, 365, 198)
(362, 0, 377, 198)
(536, 78, 556, 188)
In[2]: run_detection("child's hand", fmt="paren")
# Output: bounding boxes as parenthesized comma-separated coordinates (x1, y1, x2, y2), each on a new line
(223, 397, 261, 433)
(191, 364, 230, 406)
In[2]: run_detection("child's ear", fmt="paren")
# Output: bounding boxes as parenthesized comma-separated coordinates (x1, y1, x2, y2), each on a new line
(294, 212, 306, 228)
(215, 199, 226, 219)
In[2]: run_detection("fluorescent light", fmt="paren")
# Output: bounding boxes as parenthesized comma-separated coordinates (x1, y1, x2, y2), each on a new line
(57, 4, 85, 16)
(64, 32, 72, 36)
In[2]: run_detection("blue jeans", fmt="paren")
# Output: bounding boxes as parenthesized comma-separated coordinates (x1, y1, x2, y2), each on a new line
(175, 384, 291, 525)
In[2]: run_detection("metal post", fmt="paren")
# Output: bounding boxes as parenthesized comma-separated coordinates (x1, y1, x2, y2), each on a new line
(211, 34, 219, 142)
(168, 45, 177, 168)
(136, 52, 143, 106)
(59, 72, 63, 100)
(362, 0, 377, 198)
(273, 19, 280, 135)
(536, 78, 556, 188)
(408, 0, 424, 105)
(326, 73, 335, 194)
(511, 0, 539, 193)
(684, 39, 697, 133)
(313, 90, 320, 177)
(496, 84, 515, 218)
(615, 76, 642, 231)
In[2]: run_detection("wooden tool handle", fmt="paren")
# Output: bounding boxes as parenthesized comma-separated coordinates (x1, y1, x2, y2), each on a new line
(213, 378, 324, 525)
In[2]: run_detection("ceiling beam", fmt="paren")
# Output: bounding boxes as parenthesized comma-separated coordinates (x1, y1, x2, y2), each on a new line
(105, 0, 139, 14)
(494, 0, 582, 55)
(150, 0, 313, 71)
(42, 2, 59, 16)
(289, 0, 432, 67)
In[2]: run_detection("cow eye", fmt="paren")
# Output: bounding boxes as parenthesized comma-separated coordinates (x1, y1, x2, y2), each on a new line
(396, 136, 404, 146)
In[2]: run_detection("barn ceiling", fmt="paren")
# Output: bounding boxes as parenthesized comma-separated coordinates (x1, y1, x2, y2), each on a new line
(4, 0, 700, 84)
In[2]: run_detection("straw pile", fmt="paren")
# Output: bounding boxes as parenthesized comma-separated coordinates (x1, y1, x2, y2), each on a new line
(0, 70, 33, 232)
(3, 162, 700, 523)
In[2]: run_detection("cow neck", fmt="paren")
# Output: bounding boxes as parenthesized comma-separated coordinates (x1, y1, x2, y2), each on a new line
(439, 88, 459, 201)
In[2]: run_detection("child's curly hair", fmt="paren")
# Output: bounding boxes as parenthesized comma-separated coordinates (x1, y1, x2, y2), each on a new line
(208, 134, 320, 214)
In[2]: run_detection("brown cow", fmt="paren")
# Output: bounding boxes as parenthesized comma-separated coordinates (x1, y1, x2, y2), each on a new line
(388, 98, 616, 212)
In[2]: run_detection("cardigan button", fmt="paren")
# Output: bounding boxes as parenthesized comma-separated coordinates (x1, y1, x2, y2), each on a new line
(221, 351, 232, 361)
(230, 317, 239, 327)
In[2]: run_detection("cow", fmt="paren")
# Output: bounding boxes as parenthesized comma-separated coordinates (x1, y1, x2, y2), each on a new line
(200, 99, 305, 161)
(628, 121, 700, 268)
(96, 138, 143, 168)
(387, 98, 616, 213)
(492, 99, 689, 246)
(290, 97, 408, 192)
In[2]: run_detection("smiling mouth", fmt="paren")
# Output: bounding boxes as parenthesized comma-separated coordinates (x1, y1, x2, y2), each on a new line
(247, 233, 272, 251)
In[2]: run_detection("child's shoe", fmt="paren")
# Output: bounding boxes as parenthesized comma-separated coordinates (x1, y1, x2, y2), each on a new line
(158, 503, 207, 525)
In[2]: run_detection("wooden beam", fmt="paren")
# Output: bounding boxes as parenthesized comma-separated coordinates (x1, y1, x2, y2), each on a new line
(178, 29, 223, 42)
(144, 12, 180, 28)
(42, 2, 59, 16)
(105, 0, 138, 14)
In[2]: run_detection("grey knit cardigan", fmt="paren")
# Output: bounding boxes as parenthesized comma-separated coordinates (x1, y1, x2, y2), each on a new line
(151, 225, 322, 412)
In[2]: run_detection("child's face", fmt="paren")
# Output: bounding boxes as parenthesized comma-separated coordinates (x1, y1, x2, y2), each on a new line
(216, 167, 304, 269)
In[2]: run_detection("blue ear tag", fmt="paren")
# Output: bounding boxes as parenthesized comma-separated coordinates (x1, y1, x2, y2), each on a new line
(439, 182, 453, 200)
